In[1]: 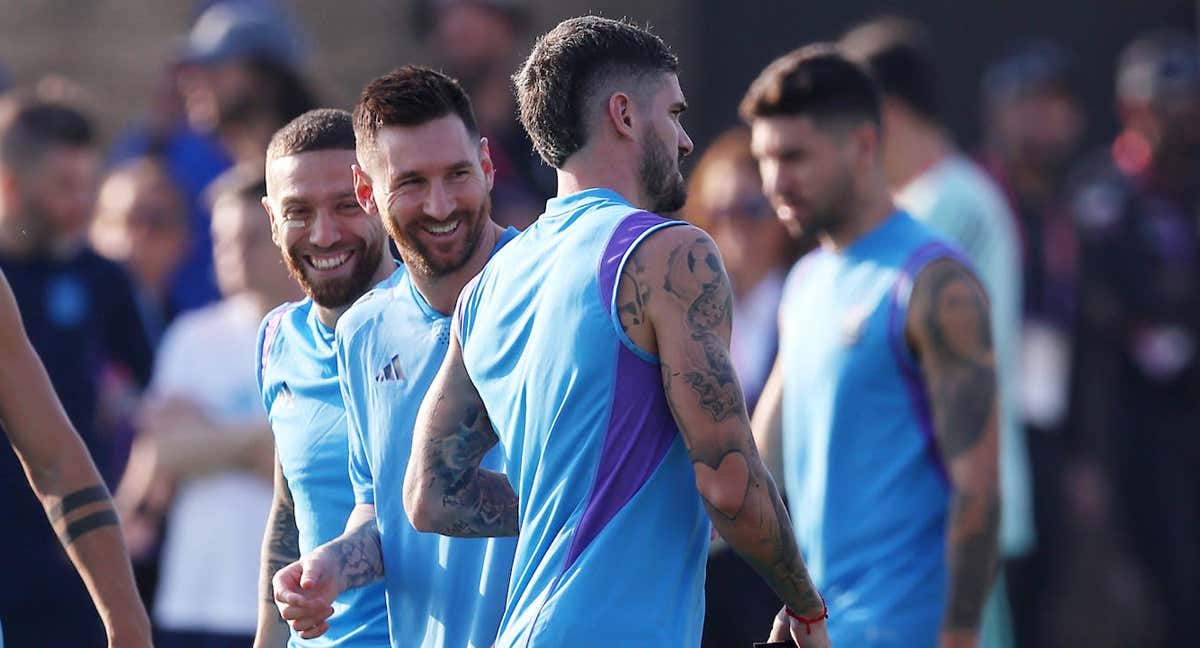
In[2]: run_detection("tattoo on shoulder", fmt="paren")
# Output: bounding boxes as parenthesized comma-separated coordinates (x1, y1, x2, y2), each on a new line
(661, 237, 744, 422)
(915, 261, 995, 460)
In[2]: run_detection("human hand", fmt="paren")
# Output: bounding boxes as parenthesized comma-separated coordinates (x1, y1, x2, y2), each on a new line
(272, 553, 339, 639)
(768, 605, 831, 648)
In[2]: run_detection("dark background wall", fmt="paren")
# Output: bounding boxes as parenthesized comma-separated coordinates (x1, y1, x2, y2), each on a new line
(0, 0, 1192, 160)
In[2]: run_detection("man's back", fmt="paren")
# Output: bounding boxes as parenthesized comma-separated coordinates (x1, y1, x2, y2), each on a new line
(456, 189, 709, 646)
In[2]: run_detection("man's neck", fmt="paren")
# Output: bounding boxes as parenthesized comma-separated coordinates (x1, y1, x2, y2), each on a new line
(887, 119, 953, 191)
(557, 150, 646, 209)
(410, 221, 504, 316)
(312, 252, 397, 330)
(819, 180, 897, 254)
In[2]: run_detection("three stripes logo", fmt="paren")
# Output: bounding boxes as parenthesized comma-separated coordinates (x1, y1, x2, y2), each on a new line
(375, 354, 405, 383)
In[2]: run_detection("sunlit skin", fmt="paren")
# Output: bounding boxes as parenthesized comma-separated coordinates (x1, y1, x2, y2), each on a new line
(263, 149, 391, 326)
(352, 115, 502, 314)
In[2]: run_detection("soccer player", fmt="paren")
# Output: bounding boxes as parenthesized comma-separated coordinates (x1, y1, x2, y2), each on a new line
(0, 269, 151, 648)
(403, 16, 828, 647)
(255, 109, 392, 646)
(271, 67, 519, 647)
(745, 47, 1000, 647)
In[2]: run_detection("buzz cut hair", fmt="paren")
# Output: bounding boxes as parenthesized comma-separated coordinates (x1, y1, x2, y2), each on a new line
(266, 108, 356, 164)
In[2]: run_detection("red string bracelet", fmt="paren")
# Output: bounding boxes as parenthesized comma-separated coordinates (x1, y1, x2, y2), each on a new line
(785, 595, 829, 635)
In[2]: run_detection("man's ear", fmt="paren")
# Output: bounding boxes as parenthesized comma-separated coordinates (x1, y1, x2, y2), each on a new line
(352, 164, 378, 216)
(606, 91, 637, 141)
(852, 121, 882, 173)
(479, 137, 495, 192)
(260, 196, 281, 246)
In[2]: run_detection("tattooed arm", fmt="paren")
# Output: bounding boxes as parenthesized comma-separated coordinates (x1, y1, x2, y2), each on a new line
(907, 258, 1001, 648)
(0, 271, 151, 648)
(404, 332, 518, 537)
(254, 451, 300, 648)
(619, 226, 826, 644)
(272, 503, 383, 639)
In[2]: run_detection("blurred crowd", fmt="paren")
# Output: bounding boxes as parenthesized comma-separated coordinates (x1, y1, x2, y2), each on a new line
(0, 1, 1195, 647)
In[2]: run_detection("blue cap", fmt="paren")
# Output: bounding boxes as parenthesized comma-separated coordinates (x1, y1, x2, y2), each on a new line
(180, 1, 302, 68)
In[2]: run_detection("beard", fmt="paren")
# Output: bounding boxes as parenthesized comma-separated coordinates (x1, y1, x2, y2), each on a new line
(282, 238, 385, 308)
(639, 129, 687, 214)
(795, 166, 858, 239)
(389, 193, 490, 279)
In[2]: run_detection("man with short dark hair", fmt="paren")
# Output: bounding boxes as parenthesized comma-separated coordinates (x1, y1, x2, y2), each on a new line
(271, 67, 519, 647)
(0, 99, 154, 647)
(253, 108, 392, 647)
(745, 46, 1000, 647)
(402, 16, 827, 646)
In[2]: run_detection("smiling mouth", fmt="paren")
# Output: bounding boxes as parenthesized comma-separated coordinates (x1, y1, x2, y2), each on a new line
(423, 220, 460, 237)
(306, 250, 354, 271)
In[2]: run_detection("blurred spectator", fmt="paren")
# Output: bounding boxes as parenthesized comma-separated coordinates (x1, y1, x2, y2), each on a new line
(0, 98, 153, 647)
(422, 0, 552, 228)
(976, 41, 1086, 647)
(684, 125, 806, 648)
(842, 16, 1030, 647)
(91, 157, 191, 347)
(1067, 28, 1200, 647)
(684, 126, 807, 412)
(115, 165, 297, 647)
(176, 1, 315, 166)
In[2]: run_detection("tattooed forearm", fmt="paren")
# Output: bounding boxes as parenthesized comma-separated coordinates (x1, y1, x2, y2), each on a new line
(329, 519, 384, 589)
(945, 492, 1000, 630)
(261, 479, 300, 604)
(48, 484, 118, 546)
(419, 397, 518, 537)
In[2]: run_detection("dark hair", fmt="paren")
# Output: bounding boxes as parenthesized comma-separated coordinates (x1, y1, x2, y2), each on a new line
(513, 15, 678, 168)
(353, 65, 478, 154)
(205, 162, 268, 209)
(739, 44, 882, 129)
(840, 16, 940, 122)
(217, 56, 317, 135)
(0, 100, 94, 169)
(267, 108, 356, 163)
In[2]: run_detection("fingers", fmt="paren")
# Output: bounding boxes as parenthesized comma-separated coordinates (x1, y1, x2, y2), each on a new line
(767, 606, 791, 642)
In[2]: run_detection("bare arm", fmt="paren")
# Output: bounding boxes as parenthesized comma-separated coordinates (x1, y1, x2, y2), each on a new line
(750, 356, 786, 485)
(403, 333, 518, 537)
(620, 226, 824, 621)
(0, 271, 151, 648)
(907, 258, 1001, 648)
(254, 451, 300, 648)
(272, 503, 384, 639)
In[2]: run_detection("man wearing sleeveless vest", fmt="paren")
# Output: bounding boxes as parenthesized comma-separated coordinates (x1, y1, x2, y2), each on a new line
(746, 47, 1001, 647)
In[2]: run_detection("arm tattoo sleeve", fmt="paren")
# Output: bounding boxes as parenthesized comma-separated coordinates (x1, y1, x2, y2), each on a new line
(915, 261, 1001, 632)
(50, 484, 118, 546)
(424, 398, 518, 538)
(660, 237, 745, 423)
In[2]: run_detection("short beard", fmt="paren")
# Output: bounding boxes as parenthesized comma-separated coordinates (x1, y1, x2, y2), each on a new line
(283, 240, 384, 308)
(640, 130, 687, 214)
(389, 193, 490, 279)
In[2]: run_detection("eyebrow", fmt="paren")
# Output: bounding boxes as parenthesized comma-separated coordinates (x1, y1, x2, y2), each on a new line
(388, 161, 474, 190)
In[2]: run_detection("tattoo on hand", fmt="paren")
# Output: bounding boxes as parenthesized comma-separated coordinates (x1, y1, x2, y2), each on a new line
(331, 521, 384, 589)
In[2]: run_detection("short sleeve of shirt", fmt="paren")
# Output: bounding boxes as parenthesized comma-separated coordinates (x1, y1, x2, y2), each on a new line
(335, 326, 375, 505)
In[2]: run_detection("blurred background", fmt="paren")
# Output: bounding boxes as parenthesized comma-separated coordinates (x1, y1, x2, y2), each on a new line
(0, 1, 1195, 647)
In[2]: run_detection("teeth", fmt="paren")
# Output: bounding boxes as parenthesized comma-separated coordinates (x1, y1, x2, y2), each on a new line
(310, 252, 350, 270)
(424, 220, 459, 235)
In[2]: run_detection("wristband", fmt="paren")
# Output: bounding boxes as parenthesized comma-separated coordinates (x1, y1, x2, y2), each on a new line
(785, 595, 828, 636)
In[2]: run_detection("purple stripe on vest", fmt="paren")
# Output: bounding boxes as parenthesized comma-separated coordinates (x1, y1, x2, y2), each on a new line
(563, 344, 680, 570)
(886, 241, 969, 484)
(560, 211, 681, 571)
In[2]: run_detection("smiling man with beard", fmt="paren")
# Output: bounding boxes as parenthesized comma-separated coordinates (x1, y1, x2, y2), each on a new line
(399, 16, 828, 647)
(255, 108, 392, 648)
(269, 67, 519, 648)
